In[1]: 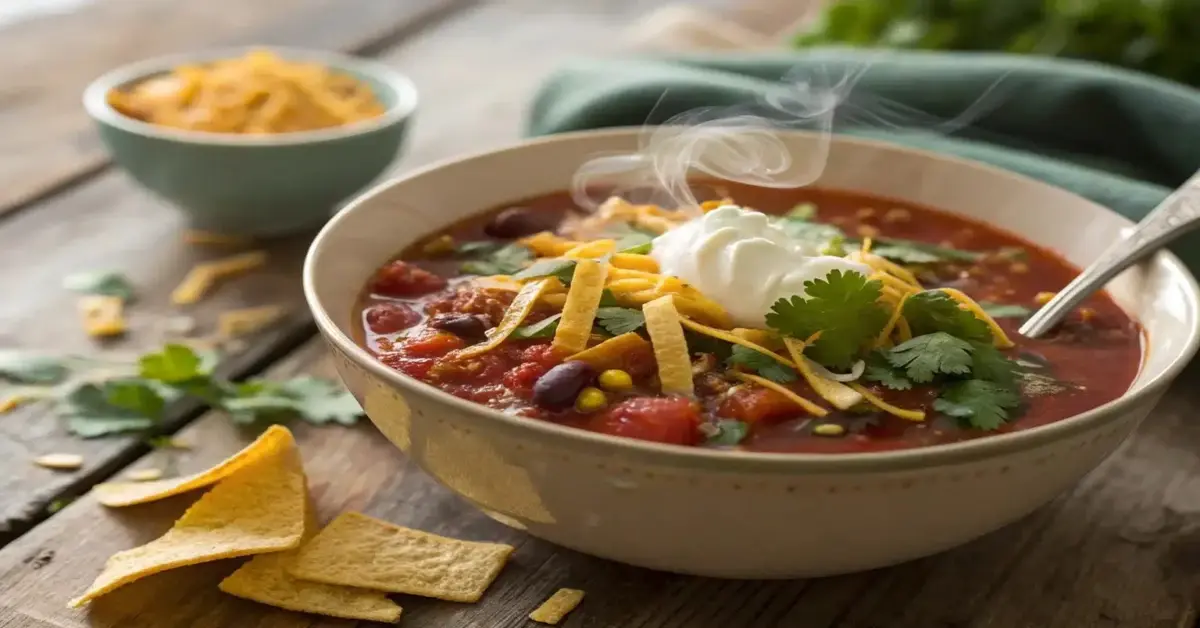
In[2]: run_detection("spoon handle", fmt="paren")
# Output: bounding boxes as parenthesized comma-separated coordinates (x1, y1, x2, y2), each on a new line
(1019, 171, 1200, 339)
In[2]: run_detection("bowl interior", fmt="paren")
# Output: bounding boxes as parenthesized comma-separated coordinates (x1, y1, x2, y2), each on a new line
(83, 46, 418, 145)
(305, 128, 1200, 462)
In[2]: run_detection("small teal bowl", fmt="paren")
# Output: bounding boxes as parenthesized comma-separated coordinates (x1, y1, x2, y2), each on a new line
(83, 47, 417, 237)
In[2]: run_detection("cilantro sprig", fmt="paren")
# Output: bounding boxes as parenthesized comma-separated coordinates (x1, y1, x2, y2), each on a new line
(727, 345, 796, 384)
(53, 344, 363, 438)
(595, 307, 646, 336)
(885, 332, 973, 383)
(933, 380, 1021, 431)
(902, 290, 993, 342)
(459, 243, 534, 276)
(765, 270, 889, 369)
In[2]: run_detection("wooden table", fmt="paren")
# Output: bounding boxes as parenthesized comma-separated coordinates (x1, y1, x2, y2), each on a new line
(0, 1, 1197, 626)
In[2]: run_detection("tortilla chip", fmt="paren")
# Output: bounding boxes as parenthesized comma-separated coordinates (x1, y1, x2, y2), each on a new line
(70, 439, 306, 607)
(288, 512, 513, 603)
(642, 296, 693, 396)
(568, 332, 651, 372)
(529, 588, 585, 625)
(93, 425, 293, 507)
(452, 278, 553, 359)
(552, 259, 609, 354)
(219, 517, 401, 623)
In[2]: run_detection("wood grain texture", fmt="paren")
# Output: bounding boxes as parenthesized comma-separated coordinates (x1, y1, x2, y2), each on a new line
(0, 0, 473, 218)
(2, 343, 1198, 627)
(0, 0, 475, 542)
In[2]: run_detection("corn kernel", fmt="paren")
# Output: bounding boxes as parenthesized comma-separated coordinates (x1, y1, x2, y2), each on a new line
(598, 369, 633, 392)
(421, 234, 456, 257)
(813, 423, 846, 437)
(855, 207, 876, 219)
(1080, 307, 1096, 322)
(1010, 262, 1029, 274)
(1035, 291, 1056, 305)
(883, 208, 911, 223)
(574, 387, 607, 413)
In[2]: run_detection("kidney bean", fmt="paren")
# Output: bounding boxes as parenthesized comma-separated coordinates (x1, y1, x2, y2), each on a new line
(532, 361, 595, 409)
(483, 207, 558, 238)
(428, 313, 490, 340)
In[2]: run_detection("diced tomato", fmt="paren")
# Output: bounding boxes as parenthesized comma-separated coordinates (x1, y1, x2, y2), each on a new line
(364, 302, 422, 334)
(379, 353, 435, 380)
(430, 353, 510, 385)
(521, 343, 564, 368)
(504, 362, 550, 398)
(398, 329, 465, 358)
(717, 387, 801, 424)
(371, 261, 447, 297)
(587, 397, 702, 446)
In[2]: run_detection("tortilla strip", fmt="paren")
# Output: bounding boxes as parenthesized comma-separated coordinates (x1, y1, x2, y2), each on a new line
(642, 296, 694, 396)
(552, 260, 609, 354)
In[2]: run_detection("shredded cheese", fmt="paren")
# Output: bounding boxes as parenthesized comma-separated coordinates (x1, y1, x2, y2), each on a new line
(730, 371, 828, 417)
(876, 293, 911, 347)
(552, 260, 609, 354)
(679, 318, 795, 366)
(452, 279, 553, 359)
(568, 332, 651, 371)
(732, 328, 784, 351)
(782, 339, 864, 410)
(938, 288, 1016, 348)
(171, 251, 267, 305)
(78, 295, 126, 337)
(642, 296, 694, 396)
(849, 383, 926, 421)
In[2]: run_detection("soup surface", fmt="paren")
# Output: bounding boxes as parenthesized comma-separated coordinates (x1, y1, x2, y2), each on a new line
(355, 184, 1141, 454)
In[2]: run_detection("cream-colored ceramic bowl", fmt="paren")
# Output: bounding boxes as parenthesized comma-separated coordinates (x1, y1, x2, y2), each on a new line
(304, 129, 1200, 578)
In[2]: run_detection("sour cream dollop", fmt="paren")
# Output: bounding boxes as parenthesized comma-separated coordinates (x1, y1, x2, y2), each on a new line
(650, 205, 870, 329)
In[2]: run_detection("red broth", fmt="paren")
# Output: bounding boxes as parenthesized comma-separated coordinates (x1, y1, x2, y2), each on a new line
(355, 184, 1142, 454)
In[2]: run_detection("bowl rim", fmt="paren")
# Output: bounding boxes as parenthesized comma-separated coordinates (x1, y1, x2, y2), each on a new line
(304, 127, 1200, 474)
(82, 46, 418, 146)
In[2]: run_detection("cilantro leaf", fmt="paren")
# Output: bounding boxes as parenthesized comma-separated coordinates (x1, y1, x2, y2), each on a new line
(885, 332, 973, 383)
(0, 350, 69, 384)
(706, 419, 749, 446)
(279, 377, 363, 426)
(870, 245, 942, 264)
(60, 383, 156, 438)
(598, 289, 621, 307)
(513, 314, 561, 339)
(139, 344, 206, 384)
(765, 270, 889, 369)
(979, 302, 1032, 319)
(513, 259, 577, 284)
(727, 345, 796, 383)
(460, 243, 533, 275)
(685, 330, 733, 361)
(864, 351, 913, 390)
(903, 291, 992, 343)
(595, 307, 646, 336)
(787, 203, 817, 220)
(933, 379, 1022, 430)
(875, 237, 982, 262)
(455, 240, 501, 257)
(615, 231, 654, 253)
(969, 342, 1021, 387)
(104, 379, 168, 419)
(63, 270, 136, 301)
(772, 217, 845, 250)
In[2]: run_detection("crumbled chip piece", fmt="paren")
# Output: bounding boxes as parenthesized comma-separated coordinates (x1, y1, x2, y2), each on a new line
(171, 251, 268, 305)
(220, 520, 402, 623)
(125, 468, 164, 482)
(92, 425, 292, 507)
(288, 512, 514, 602)
(34, 453, 84, 470)
(78, 295, 126, 337)
(183, 230, 254, 247)
(70, 439, 306, 606)
(529, 588, 585, 625)
(217, 305, 286, 339)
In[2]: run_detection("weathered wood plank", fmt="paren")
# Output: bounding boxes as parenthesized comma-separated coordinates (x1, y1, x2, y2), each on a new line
(0, 0, 473, 217)
(0, 0, 476, 542)
(1, 342, 1196, 627)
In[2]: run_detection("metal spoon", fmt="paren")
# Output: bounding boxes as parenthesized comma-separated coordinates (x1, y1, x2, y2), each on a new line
(1020, 171, 1200, 338)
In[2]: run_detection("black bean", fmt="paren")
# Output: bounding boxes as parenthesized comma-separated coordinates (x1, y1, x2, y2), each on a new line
(483, 207, 558, 238)
(533, 361, 595, 408)
(428, 313, 490, 340)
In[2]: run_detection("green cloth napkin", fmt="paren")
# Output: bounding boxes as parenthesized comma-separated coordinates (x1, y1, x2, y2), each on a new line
(527, 49, 1200, 271)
